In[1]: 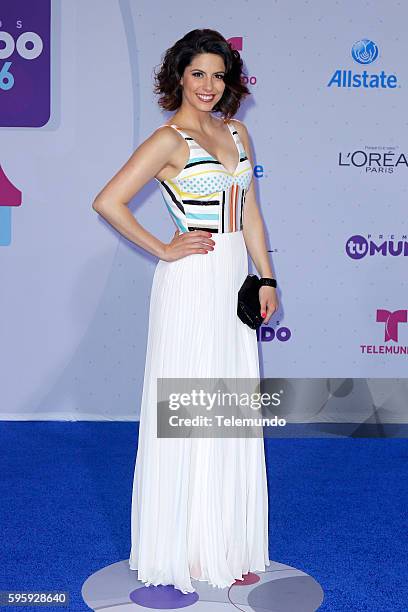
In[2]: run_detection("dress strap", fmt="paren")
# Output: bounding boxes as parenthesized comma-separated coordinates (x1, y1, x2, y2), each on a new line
(226, 120, 239, 145)
(226, 120, 244, 157)
(159, 123, 189, 140)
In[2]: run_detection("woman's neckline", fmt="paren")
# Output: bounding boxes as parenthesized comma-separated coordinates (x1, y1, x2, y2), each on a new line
(166, 120, 241, 176)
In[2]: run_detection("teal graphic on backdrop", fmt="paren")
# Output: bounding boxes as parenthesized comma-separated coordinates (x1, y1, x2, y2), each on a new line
(0, 0, 51, 127)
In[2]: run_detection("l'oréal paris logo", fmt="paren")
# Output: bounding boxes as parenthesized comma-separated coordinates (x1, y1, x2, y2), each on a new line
(338, 146, 407, 174)
(345, 235, 408, 259)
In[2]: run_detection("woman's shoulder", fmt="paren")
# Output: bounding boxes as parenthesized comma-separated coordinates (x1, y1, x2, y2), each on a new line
(149, 123, 186, 148)
(153, 123, 179, 137)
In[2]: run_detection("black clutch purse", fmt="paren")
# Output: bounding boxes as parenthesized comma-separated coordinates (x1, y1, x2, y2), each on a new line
(237, 274, 264, 330)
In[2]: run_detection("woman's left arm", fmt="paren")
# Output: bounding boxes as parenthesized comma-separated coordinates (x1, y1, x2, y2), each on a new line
(231, 119, 279, 325)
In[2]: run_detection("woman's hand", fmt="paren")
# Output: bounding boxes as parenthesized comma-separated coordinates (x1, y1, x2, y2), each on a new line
(259, 286, 279, 325)
(161, 229, 215, 262)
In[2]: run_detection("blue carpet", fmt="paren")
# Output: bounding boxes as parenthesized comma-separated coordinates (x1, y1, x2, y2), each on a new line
(0, 422, 407, 611)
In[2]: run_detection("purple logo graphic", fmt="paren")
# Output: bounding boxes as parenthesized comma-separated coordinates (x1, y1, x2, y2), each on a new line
(346, 235, 368, 259)
(346, 235, 408, 259)
(376, 309, 407, 342)
(256, 324, 292, 343)
(0, 164, 22, 246)
(0, 0, 51, 127)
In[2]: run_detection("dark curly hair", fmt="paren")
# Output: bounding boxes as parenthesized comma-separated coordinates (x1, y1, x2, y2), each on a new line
(153, 29, 250, 121)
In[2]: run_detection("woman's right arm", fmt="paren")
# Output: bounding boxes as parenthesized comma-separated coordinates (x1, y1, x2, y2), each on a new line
(92, 127, 214, 260)
(92, 127, 177, 258)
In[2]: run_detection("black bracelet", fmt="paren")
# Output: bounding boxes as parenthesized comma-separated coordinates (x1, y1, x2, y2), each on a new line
(259, 277, 277, 288)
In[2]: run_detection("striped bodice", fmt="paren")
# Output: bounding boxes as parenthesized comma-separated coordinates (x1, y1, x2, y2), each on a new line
(154, 121, 253, 233)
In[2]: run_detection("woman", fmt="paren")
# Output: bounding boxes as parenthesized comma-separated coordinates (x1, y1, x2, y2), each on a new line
(92, 29, 278, 594)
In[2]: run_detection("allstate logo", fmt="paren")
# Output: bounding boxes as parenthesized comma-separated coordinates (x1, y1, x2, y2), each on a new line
(351, 39, 379, 65)
(327, 38, 397, 89)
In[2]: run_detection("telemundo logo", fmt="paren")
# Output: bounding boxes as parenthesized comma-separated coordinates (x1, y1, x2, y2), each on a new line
(328, 39, 398, 89)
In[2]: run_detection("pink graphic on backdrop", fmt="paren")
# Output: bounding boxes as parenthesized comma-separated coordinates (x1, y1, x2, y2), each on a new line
(0, 165, 21, 207)
(376, 309, 407, 342)
(0, 165, 22, 246)
(227, 37, 243, 51)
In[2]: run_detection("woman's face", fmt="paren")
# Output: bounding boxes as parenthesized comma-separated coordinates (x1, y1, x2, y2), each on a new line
(179, 52, 226, 111)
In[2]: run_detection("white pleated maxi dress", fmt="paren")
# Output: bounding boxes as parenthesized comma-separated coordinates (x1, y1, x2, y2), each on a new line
(128, 121, 270, 594)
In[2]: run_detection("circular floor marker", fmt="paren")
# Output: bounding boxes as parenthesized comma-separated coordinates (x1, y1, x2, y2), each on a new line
(129, 584, 199, 609)
(233, 572, 261, 586)
(81, 558, 324, 610)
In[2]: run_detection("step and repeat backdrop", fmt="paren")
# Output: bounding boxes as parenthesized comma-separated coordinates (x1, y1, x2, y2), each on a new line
(1, 0, 407, 422)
